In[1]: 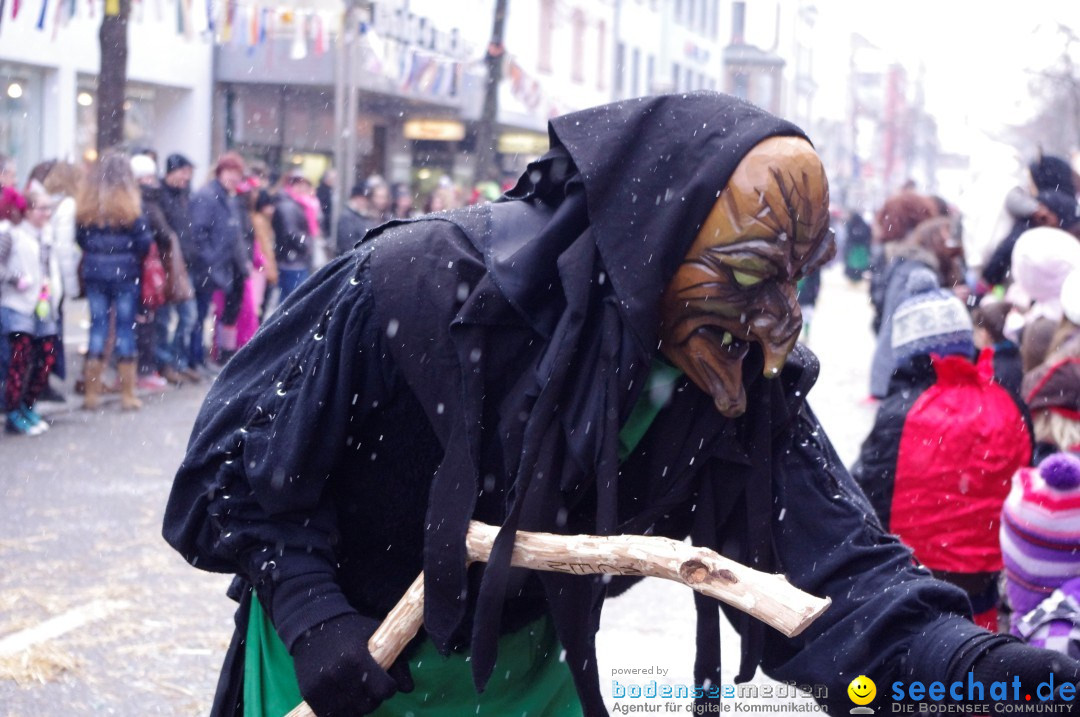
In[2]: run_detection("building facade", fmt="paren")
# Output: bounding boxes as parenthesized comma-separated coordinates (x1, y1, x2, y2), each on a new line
(0, 0, 214, 180)
(215, 0, 619, 195)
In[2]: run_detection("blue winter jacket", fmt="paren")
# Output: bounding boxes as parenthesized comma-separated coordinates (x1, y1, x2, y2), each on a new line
(76, 215, 153, 287)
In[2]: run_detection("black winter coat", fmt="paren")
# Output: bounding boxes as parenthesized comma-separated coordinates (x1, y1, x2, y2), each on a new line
(271, 193, 311, 268)
(335, 206, 379, 255)
(164, 93, 1011, 717)
(158, 183, 194, 267)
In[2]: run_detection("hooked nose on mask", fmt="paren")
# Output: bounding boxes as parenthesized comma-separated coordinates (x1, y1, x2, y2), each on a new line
(750, 287, 802, 376)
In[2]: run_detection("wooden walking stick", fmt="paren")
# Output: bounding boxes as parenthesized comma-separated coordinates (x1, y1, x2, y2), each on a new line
(285, 521, 830, 717)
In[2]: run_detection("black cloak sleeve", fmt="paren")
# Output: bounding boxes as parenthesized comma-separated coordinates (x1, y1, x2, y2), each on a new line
(162, 248, 396, 646)
(743, 403, 1007, 714)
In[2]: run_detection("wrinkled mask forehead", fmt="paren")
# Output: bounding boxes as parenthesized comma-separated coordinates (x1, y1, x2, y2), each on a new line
(688, 136, 833, 272)
(659, 136, 835, 417)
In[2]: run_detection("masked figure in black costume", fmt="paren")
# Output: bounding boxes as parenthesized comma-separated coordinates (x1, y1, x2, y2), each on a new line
(164, 93, 1080, 717)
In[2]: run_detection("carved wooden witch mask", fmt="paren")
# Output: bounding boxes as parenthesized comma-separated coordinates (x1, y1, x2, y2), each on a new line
(659, 136, 835, 417)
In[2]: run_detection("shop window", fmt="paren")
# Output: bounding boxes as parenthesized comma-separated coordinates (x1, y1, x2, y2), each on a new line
(571, 9, 586, 84)
(538, 0, 554, 74)
(75, 80, 155, 161)
(597, 20, 607, 90)
(0, 65, 43, 177)
(615, 42, 626, 97)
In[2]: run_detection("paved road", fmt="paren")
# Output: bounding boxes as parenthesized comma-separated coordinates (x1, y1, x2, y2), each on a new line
(0, 264, 877, 716)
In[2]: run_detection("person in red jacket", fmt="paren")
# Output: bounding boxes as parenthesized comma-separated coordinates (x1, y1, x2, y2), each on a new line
(853, 273, 1033, 631)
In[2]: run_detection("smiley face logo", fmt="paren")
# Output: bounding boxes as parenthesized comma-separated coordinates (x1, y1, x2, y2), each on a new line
(848, 675, 876, 706)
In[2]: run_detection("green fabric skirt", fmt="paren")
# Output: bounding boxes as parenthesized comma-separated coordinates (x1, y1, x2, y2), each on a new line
(243, 596, 583, 717)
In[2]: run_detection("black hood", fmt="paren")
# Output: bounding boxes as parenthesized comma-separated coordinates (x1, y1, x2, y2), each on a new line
(368, 92, 810, 714)
(505, 92, 806, 353)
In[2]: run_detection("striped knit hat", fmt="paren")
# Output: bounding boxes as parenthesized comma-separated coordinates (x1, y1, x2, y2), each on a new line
(1001, 453, 1080, 631)
(891, 274, 974, 365)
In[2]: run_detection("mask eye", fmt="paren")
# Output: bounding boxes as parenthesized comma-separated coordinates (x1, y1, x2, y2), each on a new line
(732, 270, 764, 287)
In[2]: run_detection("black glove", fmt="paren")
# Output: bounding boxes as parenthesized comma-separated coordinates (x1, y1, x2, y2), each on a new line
(972, 641, 1080, 705)
(290, 612, 414, 716)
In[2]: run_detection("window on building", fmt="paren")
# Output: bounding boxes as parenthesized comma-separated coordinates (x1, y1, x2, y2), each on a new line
(538, 0, 554, 74)
(710, 0, 719, 38)
(0, 65, 43, 172)
(672, 62, 681, 91)
(646, 54, 655, 95)
(597, 20, 607, 90)
(615, 42, 626, 98)
(631, 48, 641, 97)
(733, 72, 749, 100)
(675, 0, 684, 25)
(571, 9, 586, 84)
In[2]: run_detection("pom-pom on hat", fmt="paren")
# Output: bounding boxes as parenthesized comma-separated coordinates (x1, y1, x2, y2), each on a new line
(891, 274, 974, 365)
(1041, 453, 1080, 491)
(130, 154, 157, 181)
(1001, 452, 1080, 622)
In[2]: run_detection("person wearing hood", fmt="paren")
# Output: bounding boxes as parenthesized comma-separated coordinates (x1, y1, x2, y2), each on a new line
(164, 94, 1080, 717)
(982, 154, 1080, 289)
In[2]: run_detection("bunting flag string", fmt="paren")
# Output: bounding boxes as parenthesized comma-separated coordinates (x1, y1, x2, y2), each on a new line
(50, 0, 64, 39)
(35, 0, 47, 29)
(288, 8, 305, 59)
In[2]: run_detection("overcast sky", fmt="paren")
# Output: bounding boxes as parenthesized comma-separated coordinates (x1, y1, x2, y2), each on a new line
(811, 0, 1076, 150)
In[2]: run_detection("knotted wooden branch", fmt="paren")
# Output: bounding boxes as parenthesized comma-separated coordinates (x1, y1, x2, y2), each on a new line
(286, 521, 830, 717)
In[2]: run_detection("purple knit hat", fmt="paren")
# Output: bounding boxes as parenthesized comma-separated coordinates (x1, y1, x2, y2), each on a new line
(1001, 453, 1080, 632)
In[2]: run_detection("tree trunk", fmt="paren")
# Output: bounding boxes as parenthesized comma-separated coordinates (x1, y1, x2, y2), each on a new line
(472, 0, 508, 186)
(96, 0, 132, 153)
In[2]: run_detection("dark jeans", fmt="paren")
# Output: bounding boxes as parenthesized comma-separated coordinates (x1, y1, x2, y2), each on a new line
(86, 282, 139, 359)
(277, 269, 310, 304)
(190, 288, 214, 368)
(154, 298, 197, 370)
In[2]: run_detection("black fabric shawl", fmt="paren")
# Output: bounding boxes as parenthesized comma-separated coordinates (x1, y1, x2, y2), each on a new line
(367, 93, 806, 713)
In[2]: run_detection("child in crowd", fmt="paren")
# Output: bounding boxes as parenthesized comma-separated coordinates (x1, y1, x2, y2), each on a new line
(1002, 452, 1080, 636)
(972, 299, 1022, 395)
(853, 275, 1032, 630)
(0, 190, 63, 434)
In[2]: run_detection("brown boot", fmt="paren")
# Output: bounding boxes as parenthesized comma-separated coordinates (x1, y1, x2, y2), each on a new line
(118, 361, 143, 411)
(83, 358, 104, 410)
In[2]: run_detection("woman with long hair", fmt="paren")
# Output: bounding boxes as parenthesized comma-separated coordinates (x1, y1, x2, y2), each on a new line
(75, 152, 152, 410)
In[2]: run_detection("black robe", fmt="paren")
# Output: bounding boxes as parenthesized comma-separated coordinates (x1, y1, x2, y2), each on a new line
(164, 93, 1011, 716)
